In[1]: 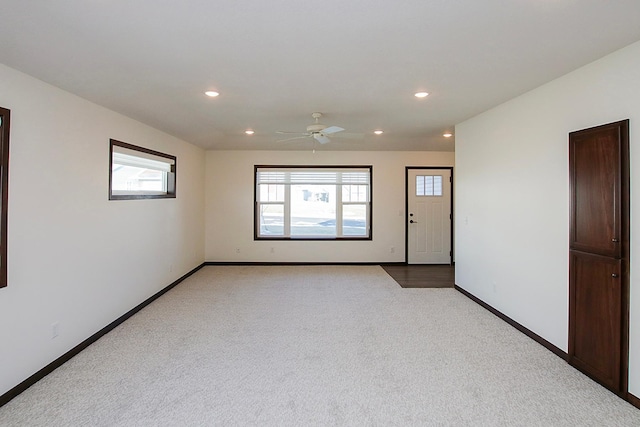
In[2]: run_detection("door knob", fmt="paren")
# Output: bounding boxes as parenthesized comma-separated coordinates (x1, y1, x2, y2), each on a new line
(612, 273, 619, 278)
(612, 238, 619, 242)
(410, 220, 417, 224)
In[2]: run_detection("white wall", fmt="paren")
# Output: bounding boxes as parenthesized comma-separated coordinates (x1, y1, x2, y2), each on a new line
(205, 150, 454, 263)
(0, 64, 205, 396)
(455, 40, 640, 396)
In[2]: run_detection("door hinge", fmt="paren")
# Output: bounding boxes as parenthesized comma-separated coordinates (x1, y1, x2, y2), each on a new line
(449, 213, 452, 220)
(449, 176, 452, 182)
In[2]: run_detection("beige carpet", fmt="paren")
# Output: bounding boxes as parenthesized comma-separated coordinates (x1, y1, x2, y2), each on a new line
(1, 265, 639, 426)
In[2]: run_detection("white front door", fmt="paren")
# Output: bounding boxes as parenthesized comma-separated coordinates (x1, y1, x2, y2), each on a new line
(407, 168, 452, 264)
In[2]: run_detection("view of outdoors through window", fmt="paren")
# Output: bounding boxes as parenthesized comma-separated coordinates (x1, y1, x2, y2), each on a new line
(109, 140, 176, 199)
(256, 167, 371, 239)
(111, 164, 166, 194)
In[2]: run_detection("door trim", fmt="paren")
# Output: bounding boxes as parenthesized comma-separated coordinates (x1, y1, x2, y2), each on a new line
(0, 107, 9, 289)
(405, 166, 454, 264)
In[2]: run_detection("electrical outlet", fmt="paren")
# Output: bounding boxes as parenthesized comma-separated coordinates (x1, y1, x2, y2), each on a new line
(270, 247, 275, 253)
(390, 247, 395, 254)
(235, 248, 241, 254)
(51, 322, 60, 339)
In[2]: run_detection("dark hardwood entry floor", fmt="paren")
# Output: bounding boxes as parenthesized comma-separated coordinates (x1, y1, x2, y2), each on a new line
(381, 264, 455, 288)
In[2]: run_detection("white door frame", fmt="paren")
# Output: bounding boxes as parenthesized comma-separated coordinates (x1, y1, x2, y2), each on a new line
(405, 166, 454, 264)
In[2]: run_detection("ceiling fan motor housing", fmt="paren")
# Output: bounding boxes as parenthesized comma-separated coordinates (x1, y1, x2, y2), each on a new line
(307, 123, 326, 133)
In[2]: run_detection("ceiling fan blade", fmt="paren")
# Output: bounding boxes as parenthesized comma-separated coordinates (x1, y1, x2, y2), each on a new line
(322, 126, 345, 135)
(329, 132, 364, 139)
(276, 131, 309, 135)
(314, 134, 331, 144)
(277, 136, 310, 142)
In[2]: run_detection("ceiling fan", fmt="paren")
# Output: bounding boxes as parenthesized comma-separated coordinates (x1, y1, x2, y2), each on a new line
(276, 112, 359, 144)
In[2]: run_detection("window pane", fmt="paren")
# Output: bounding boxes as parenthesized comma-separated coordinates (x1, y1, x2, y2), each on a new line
(416, 176, 425, 196)
(343, 184, 368, 202)
(259, 184, 284, 202)
(416, 175, 443, 197)
(425, 176, 434, 196)
(111, 165, 166, 193)
(254, 166, 371, 240)
(342, 204, 367, 236)
(110, 139, 176, 200)
(259, 204, 284, 236)
(290, 184, 336, 236)
(433, 175, 443, 196)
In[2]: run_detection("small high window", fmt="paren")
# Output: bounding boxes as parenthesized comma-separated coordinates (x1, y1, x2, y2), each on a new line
(255, 166, 372, 240)
(109, 140, 176, 200)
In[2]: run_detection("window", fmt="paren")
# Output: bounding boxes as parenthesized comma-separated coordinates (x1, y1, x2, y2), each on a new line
(109, 139, 176, 200)
(0, 107, 9, 288)
(416, 175, 442, 196)
(255, 166, 372, 240)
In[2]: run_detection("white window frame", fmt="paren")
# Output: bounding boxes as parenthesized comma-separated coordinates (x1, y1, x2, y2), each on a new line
(255, 166, 372, 240)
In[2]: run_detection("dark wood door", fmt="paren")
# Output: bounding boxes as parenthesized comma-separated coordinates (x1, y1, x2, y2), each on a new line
(569, 251, 622, 390)
(568, 119, 629, 395)
(569, 123, 621, 257)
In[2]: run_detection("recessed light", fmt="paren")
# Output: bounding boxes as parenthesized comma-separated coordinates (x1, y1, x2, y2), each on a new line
(245, 130, 255, 135)
(374, 130, 384, 135)
(414, 92, 429, 98)
(443, 133, 453, 138)
(205, 91, 219, 97)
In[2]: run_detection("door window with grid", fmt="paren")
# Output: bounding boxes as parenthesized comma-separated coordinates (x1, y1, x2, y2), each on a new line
(416, 175, 443, 196)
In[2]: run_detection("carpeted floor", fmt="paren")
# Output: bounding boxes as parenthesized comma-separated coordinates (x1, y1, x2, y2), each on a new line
(1, 265, 639, 426)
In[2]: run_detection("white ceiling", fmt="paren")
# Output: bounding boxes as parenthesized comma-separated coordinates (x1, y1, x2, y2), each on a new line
(2, 1, 640, 152)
